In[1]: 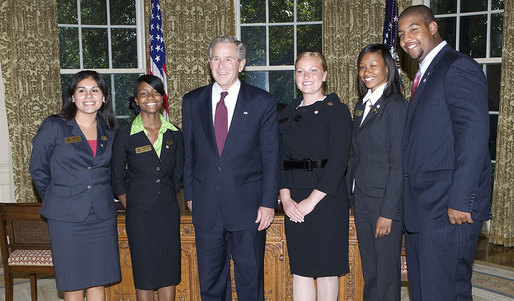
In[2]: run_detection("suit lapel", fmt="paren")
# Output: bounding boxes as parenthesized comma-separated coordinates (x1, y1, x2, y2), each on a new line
(94, 121, 113, 162)
(197, 84, 219, 157)
(221, 83, 248, 159)
(405, 45, 450, 130)
(359, 96, 385, 130)
(159, 130, 174, 162)
(67, 119, 93, 157)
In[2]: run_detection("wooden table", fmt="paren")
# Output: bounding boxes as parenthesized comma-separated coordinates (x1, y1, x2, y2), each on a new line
(106, 205, 364, 300)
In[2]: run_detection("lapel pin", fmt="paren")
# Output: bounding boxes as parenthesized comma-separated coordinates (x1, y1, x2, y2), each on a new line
(165, 140, 172, 148)
(371, 108, 377, 114)
(314, 110, 319, 114)
(100, 143, 104, 147)
(101, 136, 107, 141)
(243, 111, 248, 115)
(376, 104, 380, 109)
(327, 102, 333, 106)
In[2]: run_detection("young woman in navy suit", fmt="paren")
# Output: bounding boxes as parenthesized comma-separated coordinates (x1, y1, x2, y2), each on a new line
(29, 70, 121, 300)
(111, 75, 183, 301)
(347, 44, 407, 301)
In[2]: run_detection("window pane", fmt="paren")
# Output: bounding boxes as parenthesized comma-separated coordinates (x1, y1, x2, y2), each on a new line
(240, 0, 266, 23)
(459, 15, 487, 58)
(57, 0, 77, 24)
(241, 26, 266, 66)
(82, 28, 109, 68)
(81, 0, 107, 25)
(460, 0, 486, 13)
(297, 0, 322, 22)
(437, 17, 456, 49)
(110, 73, 142, 116)
(430, 0, 457, 14)
(112, 28, 138, 68)
(486, 64, 501, 112)
(489, 114, 498, 161)
(60, 74, 74, 104)
(269, 25, 294, 65)
(297, 24, 322, 54)
(110, 0, 136, 25)
(492, 0, 504, 10)
(269, 0, 294, 23)
(241, 71, 267, 91)
(59, 27, 80, 69)
(490, 13, 503, 57)
(270, 70, 294, 104)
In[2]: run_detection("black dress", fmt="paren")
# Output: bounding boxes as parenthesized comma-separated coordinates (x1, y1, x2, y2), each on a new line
(279, 93, 352, 277)
(111, 123, 184, 289)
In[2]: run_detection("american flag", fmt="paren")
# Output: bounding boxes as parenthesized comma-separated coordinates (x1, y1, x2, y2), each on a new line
(148, 0, 169, 120)
(383, 0, 400, 71)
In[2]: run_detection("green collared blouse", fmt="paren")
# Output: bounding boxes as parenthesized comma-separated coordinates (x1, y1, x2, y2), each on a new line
(130, 114, 178, 158)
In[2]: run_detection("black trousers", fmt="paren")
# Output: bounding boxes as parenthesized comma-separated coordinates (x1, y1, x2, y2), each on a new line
(354, 186, 403, 301)
(194, 212, 266, 301)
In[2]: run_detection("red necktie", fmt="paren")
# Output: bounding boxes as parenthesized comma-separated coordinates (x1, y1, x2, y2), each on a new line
(411, 69, 422, 100)
(214, 91, 228, 156)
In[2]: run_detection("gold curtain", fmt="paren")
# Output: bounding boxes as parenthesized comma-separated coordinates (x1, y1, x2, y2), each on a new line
(145, 0, 235, 127)
(323, 0, 415, 110)
(490, 0, 514, 247)
(0, 0, 61, 203)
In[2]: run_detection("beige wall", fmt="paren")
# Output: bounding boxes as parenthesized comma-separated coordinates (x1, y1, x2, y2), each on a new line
(0, 65, 15, 203)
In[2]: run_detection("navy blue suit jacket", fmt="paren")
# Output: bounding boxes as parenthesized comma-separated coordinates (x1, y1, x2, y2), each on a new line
(182, 81, 280, 231)
(29, 117, 116, 222)
(347, 92, 407, 221)
(402, 45, 492, 232)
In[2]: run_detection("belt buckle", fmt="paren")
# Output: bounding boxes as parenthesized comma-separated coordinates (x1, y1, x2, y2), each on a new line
(302, 158, 313, 172)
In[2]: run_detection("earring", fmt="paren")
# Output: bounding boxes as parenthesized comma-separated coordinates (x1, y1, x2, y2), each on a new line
(72, 98, 75, 103)
(103, 98, 106, 103)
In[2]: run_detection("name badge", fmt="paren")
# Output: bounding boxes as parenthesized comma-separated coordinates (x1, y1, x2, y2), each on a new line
(354, 109, 363, 117)
(65, 136, 82, 144)
(135, 145, 152, 154)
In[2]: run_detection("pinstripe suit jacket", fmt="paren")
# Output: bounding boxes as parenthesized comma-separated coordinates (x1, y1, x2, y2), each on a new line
(402, 44, 492, 232)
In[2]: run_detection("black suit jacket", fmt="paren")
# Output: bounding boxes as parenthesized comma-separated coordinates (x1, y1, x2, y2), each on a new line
(111, 123, 184, 206)
(182, 81, 280, 231)
(347, 92, 407, 220)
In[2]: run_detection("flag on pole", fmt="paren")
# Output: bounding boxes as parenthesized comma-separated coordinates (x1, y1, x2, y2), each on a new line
(383, 0, 400, 71)
(148, 0, 169, 120)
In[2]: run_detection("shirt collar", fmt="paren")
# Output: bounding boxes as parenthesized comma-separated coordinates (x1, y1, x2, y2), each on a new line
(130, 113, 178, 136)
(213, 79, 241, 96)
(363, 82, 387, 105)
(419, 41, 447, 75)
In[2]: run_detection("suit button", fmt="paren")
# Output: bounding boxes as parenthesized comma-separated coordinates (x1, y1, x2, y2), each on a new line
(404, 173, 408, 177)
(216, 186, 220, 190)
(156, 166, 160, 171)
(402, 146, 406, 150)
(88, 166, 92, 171)
(87, 185, 92, 189)
(217, 166, 222, 171)
(156, 179, 161, 183)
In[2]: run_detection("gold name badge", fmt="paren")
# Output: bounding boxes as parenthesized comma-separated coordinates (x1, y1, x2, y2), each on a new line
(135, 145, 152, 154)
(65, 136, 82, 143)
(354, 109, 363, 117)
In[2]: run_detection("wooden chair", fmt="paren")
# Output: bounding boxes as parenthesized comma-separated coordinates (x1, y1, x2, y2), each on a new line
(0, 203, 54, 301)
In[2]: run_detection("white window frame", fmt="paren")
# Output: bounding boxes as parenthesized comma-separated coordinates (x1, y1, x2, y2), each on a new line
(58, 0, 146, 119)
(235, 0, 322, 95)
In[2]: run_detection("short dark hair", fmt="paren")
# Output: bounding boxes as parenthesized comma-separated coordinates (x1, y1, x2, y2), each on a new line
(57, 70, 117, 130)
(399, 5, 436, 26)
(356, 44, 402, 99)
(129, 74, 166, 114)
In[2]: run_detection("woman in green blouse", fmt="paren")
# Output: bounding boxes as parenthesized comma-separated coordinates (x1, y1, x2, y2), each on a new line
(111, 75, 184, 300)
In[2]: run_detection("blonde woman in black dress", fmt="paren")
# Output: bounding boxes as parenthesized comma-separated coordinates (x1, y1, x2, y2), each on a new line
(279, 52, 352, 300)
(111, 75, 183, 300)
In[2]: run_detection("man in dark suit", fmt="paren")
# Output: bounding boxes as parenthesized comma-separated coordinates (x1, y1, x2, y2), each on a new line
(399, 5, 491, 300)
(182, 35, 279, 301)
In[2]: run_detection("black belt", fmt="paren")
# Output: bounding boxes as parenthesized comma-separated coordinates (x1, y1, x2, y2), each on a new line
(283, 159, 327, 171)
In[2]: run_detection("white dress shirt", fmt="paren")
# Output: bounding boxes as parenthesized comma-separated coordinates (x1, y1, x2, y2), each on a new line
(418, 41, 447, 81)
(212, 80, 241, 130)
(360, 82, 387, 125)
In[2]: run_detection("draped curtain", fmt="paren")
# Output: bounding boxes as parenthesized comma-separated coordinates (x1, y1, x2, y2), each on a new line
(490, 0, 514, 247)
(0, 0, 61, 203)
(145, 0, 235, 127)
(323, 0, 414, 110)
